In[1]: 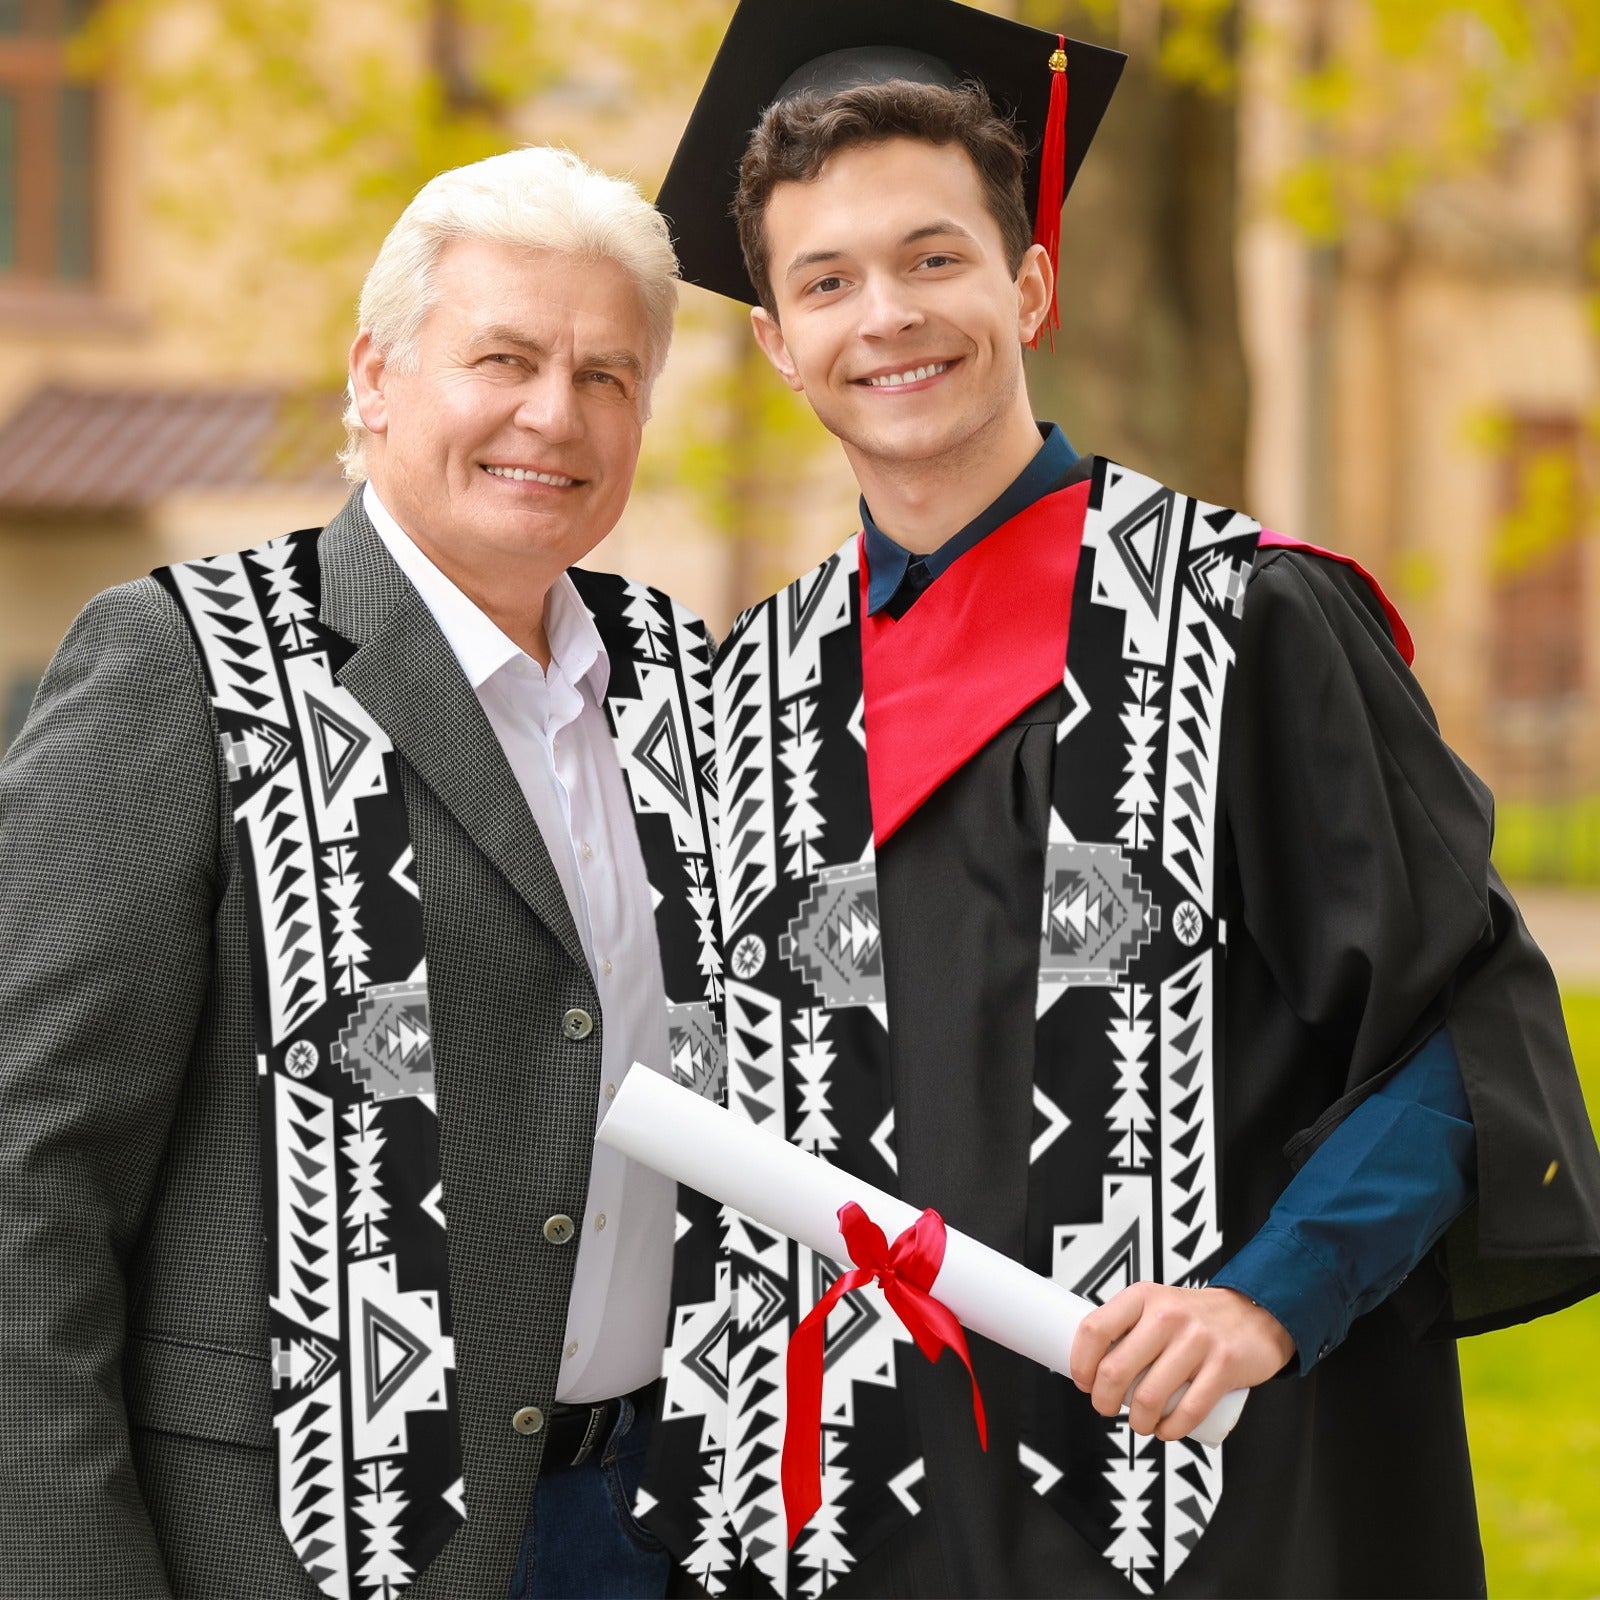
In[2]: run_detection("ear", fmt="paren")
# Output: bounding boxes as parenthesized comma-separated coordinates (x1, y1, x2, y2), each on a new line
(751, 305, 804, 393)
(1015, 243, 1054, 346)
(349, 330, 390, 436)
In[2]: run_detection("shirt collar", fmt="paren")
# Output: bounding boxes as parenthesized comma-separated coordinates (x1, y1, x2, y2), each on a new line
(861, 422, 1078, 615)
(362, 481, 609, 700)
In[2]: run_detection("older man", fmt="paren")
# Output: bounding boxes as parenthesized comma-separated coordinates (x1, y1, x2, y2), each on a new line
(0, 147, 718, 1600)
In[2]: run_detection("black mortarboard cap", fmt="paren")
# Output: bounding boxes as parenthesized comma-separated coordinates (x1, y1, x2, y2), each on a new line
(658, 0, 1127, 309)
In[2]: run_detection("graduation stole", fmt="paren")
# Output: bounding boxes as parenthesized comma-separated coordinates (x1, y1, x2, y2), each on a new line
(157, 531, 723, 1600)
(646, 460, 1262, 1598)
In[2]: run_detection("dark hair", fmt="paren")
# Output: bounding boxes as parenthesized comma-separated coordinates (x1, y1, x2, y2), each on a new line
(735, 78, 1032, 315)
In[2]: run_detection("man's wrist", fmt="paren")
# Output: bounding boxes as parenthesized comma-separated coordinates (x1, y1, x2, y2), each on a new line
(1210, 1285, 1297, 1373)
(1211, 1224, 1350, 1374)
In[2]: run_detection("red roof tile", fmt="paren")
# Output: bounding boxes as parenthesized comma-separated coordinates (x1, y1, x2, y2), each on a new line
(0, 386, 347, 512)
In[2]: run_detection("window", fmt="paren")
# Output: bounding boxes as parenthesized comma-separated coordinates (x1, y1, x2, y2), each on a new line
(0, 0, 97, 284)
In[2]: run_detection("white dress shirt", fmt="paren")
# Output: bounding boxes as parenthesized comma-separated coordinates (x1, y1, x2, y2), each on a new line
(364, 483, 676, 1403)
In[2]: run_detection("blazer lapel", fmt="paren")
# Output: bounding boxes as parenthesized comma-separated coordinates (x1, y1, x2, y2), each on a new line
(315, 492, 589, 974)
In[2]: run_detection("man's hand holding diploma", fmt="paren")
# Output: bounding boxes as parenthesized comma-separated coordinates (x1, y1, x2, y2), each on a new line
(1072, 1283, 1296, 1441)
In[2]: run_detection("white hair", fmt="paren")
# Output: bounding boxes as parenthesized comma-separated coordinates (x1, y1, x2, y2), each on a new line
(340, 145, 679, 483)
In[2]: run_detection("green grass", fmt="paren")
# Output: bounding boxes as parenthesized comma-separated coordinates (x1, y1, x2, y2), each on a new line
(1460, 991, 1600, 1597)
(1492, 801, 1600, 888)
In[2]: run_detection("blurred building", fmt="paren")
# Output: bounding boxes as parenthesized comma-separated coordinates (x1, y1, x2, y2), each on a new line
(1239, 0, 1600, 855)
(0, 0, 349, 740)
(0, 0, 851, 747)
(3, 0, 1597, 858)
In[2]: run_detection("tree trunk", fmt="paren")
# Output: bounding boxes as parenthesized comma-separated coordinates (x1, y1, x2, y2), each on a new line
(1028, 12, 1250, 511)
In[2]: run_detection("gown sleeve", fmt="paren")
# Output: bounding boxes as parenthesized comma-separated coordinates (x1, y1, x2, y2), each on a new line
(1222, 548, 1600, 1338)
(1210, 1026, 1476, 1370)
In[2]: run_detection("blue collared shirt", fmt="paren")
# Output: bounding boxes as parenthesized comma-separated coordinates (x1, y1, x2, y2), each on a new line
(862, 421, 1478, 1369)
(862, 423, 1079, 616)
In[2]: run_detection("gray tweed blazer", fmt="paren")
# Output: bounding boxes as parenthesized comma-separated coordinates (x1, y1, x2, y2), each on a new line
(0, 494, 630, 1597)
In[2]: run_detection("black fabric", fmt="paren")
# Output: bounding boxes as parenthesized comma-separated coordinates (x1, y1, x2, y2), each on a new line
(870, 686, 1061, 1597)
(1225, 552, 1600, 1337)
(830, 544, 1600, 1596)
(881, 559, 933, 621)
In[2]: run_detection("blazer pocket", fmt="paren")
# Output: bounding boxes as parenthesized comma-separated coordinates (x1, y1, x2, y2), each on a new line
(124, 1330, 274, 1450)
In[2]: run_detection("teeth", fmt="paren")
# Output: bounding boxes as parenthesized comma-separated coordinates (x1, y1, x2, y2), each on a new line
(484, 465, 577, 486)
(865, 362, 948, 388)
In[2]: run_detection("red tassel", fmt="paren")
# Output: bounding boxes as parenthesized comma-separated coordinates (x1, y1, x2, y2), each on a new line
(1028, 37, 1069, 352)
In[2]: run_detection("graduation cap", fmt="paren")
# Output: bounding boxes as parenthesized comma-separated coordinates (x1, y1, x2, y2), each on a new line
(657, 0, 1126, 340)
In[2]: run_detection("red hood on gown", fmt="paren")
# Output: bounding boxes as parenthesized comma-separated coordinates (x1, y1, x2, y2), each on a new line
(859, 486, 1412, 847)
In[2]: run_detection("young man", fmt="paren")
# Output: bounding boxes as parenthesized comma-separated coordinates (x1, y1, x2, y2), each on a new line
(638, 2, 1600, 1596)
(0, 149, 717, 1599)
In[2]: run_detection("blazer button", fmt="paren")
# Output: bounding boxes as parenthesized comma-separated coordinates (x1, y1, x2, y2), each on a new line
(543, 1214, 576, 1246)
(512, 1405, 545, 1436)
(561, 1007, 593, 1041)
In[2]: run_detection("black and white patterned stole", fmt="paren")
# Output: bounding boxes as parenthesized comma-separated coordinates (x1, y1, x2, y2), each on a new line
(156, 539, 726, 1600)
(643, 460, 1262, 1598)
(565, 568, 726, 1096)
(159, 528, 460, 1600)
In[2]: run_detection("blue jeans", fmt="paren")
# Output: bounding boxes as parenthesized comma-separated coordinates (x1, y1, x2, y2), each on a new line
(508, 1395, 671, 1600)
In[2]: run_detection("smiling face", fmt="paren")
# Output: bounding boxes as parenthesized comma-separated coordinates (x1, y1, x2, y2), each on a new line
(352, 236, 652, 594)
(750, 136, 1050, 477)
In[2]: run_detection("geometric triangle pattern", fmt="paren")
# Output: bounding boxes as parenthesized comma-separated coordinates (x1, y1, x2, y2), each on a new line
(598, 580, 715, 854)
(667, 998, 727, 1103)
(366, 1300, 429, 1419)
(1162, 594, 1231, 913)
(811, 1252, 882, 1373)
(1039, 841, 1156, 985)
(347, 1254, 452, 1459)
(635, 698, 691, 812)
(166, 539, 731, 1600)
(307, 692, 371, 807)
(284, 651, 394, 847)
(1108, 487, 1175, 613)
(1022, 459, 1262, 1594)
(777, 549, 852, 703)
(333, 981, 434, 1102)
(274, 1372, 349, 1594)
(781, 861, 884, 1009)
(1092, 484, 1182, 664)
(646, 464, 1260, 1598)
(1159, 955, 1222, 1282)
(156, 528, 461, 1599)
(167, 550, 291, 728)
(577, 570, 723, 1030)
(564, 568, 734, 1591)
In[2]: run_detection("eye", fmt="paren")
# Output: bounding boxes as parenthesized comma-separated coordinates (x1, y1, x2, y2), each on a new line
(809, 275, 845, 296)
(584, 371, 625, 389)
(483, 352, 522, 367)
(917, 253, 958, 270)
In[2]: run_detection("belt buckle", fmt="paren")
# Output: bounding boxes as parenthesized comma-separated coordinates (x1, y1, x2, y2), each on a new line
(569, 1401, 607, 1467)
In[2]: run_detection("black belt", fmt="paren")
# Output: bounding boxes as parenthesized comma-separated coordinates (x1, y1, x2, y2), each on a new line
(542, 1379, 659, 1469)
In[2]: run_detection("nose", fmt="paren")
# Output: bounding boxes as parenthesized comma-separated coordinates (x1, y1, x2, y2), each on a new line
(855, 272, 924, 342)
(514, 368, 583, 443)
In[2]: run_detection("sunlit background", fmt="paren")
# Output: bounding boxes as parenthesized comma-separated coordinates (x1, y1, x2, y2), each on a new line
(1, 0, 1596, 1588)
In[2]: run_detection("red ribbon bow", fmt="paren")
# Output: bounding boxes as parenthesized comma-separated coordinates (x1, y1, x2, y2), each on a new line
(782, 1202, 988, 1548)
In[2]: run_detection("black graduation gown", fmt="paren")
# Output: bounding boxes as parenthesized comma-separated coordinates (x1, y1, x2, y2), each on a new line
(828, 543, 1600, 1599)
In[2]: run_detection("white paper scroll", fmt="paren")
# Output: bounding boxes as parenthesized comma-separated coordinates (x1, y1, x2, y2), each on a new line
(599, 1066, 1246, 1447)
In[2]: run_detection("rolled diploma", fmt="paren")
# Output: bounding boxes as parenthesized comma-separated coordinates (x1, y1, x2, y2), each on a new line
(600, 1066, 1245, 1448)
